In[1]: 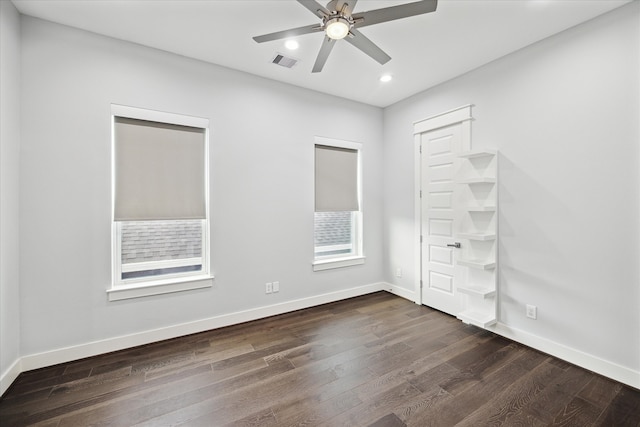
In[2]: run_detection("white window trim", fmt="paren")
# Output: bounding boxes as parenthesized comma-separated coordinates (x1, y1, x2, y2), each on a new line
(109, 104, 213, 300)
(314, 243, 353, 257)
(107, 275, 213, 301)
(121, 257, 203, 273)
(313, 255, 366, 271)
(312, 136, 364, 271)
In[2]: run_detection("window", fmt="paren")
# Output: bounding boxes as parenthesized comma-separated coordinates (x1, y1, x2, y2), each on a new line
(108, 105, 212, 301)
(313, 137, 364, 271)
(119, 220, 203, 280)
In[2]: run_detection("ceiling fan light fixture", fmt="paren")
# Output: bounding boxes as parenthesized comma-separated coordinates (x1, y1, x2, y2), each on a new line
(325, 17, 350, 40)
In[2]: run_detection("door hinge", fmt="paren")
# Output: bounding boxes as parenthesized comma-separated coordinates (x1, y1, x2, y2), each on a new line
(420, 235, 423, 243)
(420, 280, 423, 288)
(419, 190, 422, 198)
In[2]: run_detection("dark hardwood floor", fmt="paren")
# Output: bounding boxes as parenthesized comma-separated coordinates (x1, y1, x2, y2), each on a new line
(1, 292, 638, 426)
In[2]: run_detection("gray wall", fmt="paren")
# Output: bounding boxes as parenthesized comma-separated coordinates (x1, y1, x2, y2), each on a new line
(383, 2, 639, 373)
(18, 16, 384, 357)
(0, 0, 22, 386)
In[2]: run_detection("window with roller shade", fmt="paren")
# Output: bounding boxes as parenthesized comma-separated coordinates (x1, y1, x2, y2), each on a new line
(313, 138, 364, 270)
(111, 106, 210, 292)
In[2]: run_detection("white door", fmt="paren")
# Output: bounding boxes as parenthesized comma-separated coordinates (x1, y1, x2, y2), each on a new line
(420, 124, 465, 315)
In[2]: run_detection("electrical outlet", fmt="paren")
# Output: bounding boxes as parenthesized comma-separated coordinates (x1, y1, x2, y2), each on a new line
(272, 281, 280, 293)
(265, 282, 273, 294)
(395, 268, 402, 278)
(526, 304, 537, 319)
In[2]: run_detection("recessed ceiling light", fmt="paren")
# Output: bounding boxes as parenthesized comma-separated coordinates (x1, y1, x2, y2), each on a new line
(285, 40, 299, 50)
(380, 74, 393, 83)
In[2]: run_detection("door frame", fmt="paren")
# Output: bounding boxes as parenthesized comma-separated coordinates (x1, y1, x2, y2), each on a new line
(413, 105, 474, 305)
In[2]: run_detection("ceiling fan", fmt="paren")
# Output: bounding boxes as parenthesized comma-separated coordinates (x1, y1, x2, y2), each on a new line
(253, 0, 438, 73)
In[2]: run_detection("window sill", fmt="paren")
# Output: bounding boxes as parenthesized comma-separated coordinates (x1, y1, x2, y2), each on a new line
(312, 256, 366, 271)
(107, 274, 214, 301)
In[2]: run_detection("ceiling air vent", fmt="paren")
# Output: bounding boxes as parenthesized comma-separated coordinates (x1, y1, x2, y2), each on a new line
(272, 54, 298, 69)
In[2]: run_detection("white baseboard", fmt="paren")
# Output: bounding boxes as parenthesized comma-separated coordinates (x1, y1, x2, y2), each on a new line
(0, 358, 21, 397)
(383, 282, 415, 302)
(489, 322, 640, 389)
(15, 282, 386, 380)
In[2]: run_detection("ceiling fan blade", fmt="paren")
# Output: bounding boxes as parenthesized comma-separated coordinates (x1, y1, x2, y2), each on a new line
(352, 0, 437, 29)
(297, 0, 331, 19)
(253, 24, 322, 43)
(344, 28, 391, 65)
(312, 36, 336, 73)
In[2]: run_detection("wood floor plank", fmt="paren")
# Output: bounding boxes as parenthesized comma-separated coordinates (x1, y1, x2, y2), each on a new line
(577, 375, 623, 410)
(494, 411, 547, 427)
(6, 368, 92, 398)
(314, 367, 378, 403)
(138, 363, 339, 426)
(392, 382, 452, 423)
(30, 420, 60, 427)
(593, 385, 640, 427)
(270, 387, 362, 425)
(2, 292, 639, 427)
(367, 413, 407, 427)
(49, 366, 133, 397)
(219, 408, 278, 427)
(364, 314, 460, 352)
(209, 338, 307, 371)
(26, 364, 212, 426)
(438, 341, 525, 396)
(102, 359, 298, 426)
(319, 382, 422, 427)
(408, 362, 462, 393)
(455, 359, 565, 426)
(521, 364, 594, 424)
(11, 366, 67, 385)
(402, 350, 546, 426)
(286, 333, 382, 369)
(548, 396, 602, 427)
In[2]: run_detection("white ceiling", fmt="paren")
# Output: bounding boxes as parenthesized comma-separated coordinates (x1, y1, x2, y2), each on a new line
(12, 0, 630, 107)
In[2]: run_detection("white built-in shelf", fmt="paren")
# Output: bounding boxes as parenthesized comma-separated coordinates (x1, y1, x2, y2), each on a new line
(458, 285, 496, 299)
(457, 232, 496, 241)
(458, 177, 496, 184)
(466, 206, 496, 212)
(458, 149, 497, 159)
(456, 147, 498, 330)
(457, 310, 497, 328)
(457, 259, 496, 270)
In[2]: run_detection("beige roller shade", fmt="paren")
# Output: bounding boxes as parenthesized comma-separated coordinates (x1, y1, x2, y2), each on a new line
(114, 117, 206, 221)
(315, 144, 359, 212)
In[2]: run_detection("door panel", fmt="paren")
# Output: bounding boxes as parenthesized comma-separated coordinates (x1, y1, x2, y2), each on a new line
(429, 245, 453, 265)
(429, 218, 453, 236)
(429, 163, 454, 183)
(429, 271, 453, 292)
(420, 124, 464, 315)
(429, 191, 452, 209)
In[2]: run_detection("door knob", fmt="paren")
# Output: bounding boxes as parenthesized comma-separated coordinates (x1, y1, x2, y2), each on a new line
(447, 242, 461, 248)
